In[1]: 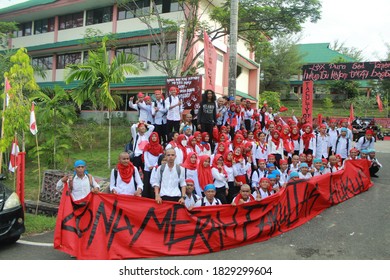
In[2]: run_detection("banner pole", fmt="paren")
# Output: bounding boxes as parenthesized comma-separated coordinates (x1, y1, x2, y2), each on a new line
(34, 133, 42, 215)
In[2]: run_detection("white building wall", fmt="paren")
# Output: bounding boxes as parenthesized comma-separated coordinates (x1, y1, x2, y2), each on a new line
(236, 68, 249, 94)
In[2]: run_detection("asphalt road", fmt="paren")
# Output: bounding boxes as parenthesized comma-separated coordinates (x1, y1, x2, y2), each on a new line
(1, 140, 389, 260)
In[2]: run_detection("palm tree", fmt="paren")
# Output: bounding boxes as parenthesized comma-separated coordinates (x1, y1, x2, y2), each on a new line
(31, 86, 77, 169)
(65, 37, 141, 168)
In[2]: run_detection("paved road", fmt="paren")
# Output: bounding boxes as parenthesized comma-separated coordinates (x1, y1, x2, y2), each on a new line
(1, 140, 389, 260)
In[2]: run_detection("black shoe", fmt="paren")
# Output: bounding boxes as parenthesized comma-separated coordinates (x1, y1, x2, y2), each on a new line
(371, 174, 379, 178)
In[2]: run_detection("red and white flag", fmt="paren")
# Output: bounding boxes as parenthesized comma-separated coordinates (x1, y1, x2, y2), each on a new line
(377, 94, 383, 112)
(30, 102, 38, 135)
(9, 138, 19, 173)
(203, 31, 217, 91)
(349, 103, 354, 129)
(4, 77, 11, 107)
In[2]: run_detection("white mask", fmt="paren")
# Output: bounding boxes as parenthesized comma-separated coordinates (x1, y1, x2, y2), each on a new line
(181, 140, 187, 146)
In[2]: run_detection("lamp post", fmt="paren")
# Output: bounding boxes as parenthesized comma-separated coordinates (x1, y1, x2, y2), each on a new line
(228, 0, 238, 100)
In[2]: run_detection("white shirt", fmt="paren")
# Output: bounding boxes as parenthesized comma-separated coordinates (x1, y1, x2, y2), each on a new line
(194, 197, 221, 207)
(151, 99, 168, 125)
(109, 167, 143, 195)
(130, 124, 155, 157)
(315, 133, 331, 159)
(184, 193, 201, 209)
(332, 136, 351, 159)
(129, 101, 152, 123)
(56, 174, 99, 201)
(153, 164, 186, 197)
(211, 167, 228, 189)
(165, 95, 183, 121)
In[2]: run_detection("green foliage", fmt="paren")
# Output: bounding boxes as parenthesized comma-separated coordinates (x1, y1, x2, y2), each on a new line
(345, 96, 376, 118)
(1, 48, 39, 152)
(24, 213, 57, 235)
(322, 97, 334, 111)
(260, 36, 303, 92)
(30, 86, 77, 168)
(259, 91, 283, 110)
(66, 37, 141, 168)
(210, 0, 321, 39)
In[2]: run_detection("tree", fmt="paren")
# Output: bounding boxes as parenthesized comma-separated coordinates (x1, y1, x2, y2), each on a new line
(330, 40, 364, 61)
(30, 86, 77, 169)
(117, 0, 321, 77)
(259, 91, 283, 110)
(1, 48, 40, 150)
(65, 37, 141, 168)
(259, 36, 303, 93)
(210, 0, 321, 50)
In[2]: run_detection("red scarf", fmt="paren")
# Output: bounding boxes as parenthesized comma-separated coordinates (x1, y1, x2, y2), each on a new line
(181, 151, 197, 170)
(212, 154, 228, 177)
(301, 125, 314, 151)
(290, 126, 300, 141)
(224, 151, 233, 168)
(176, 134, 188, 161)
(233, 193, 255, 205)
(116, 162, 134, 184)
(271, 131, 281, 149)
(233, 147, 244, 163)
(143, 132, 163, 156)
(197, 155, 213, 190)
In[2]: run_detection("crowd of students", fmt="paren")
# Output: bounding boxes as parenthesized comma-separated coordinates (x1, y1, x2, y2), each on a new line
(56, 89, 383, 209)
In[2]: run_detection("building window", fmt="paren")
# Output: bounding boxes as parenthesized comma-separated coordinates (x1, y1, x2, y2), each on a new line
(13, 22, 32, 37)
(155, 0, 182, 13)
(150, 42, 176, 61)
(86, 6, 113, 25)
(116, 45, 148, 62)
(34, 17, 55, 34)
(57, 52, 82, 69)
(117, 0, 150, 20)
(32, 56, 53, 70)
(59, 12, 84, 30)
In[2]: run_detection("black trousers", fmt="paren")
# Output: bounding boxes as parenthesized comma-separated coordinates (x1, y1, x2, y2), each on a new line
(166, 120, 180, 141)
(215, 187, 228, 204)
(142, 170, 154, 199)
(155, 123, 167, 145)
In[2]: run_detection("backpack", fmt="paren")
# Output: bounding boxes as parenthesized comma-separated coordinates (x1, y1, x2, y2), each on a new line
(159, 163, 182, 190)
(113, 168, 137, 189)
(125, 134, 139, 161)
(200, 197, 220, 206)
(334, 136, 349, 154)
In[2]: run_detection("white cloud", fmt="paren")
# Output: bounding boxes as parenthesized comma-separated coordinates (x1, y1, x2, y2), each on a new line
(299, 0, 390, 61)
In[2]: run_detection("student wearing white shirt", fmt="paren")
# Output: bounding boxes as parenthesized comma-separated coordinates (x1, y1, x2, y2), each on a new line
(110, 152, 143, 196)
(151, 90, 168, 145)
(165, 86, 183, 141)
(130, 121, 155, 172)
(56, 160, 100, 201)
(193, 184, 222, 207)
(129, 92, 152, 123)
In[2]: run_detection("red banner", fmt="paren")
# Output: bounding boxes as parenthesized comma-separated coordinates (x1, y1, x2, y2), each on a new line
(54, 160, 373, 260)
(302, 81, 313, 124)
(203, 31, 217, 91)
(166, 76, 202, 109)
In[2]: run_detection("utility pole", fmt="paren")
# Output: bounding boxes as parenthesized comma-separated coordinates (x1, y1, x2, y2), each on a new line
(228, 0, 238, 99)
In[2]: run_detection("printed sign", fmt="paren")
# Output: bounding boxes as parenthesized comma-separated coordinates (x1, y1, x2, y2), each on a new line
(302, 61, 390, 81)
(166, 76, 202, 109)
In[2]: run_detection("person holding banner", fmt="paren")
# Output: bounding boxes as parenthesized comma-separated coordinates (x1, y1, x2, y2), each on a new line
(56, 160, 100, 201)
(110, 152, 143, 196)
(153, 148, 186, 204)
(193, 184, 221, 207)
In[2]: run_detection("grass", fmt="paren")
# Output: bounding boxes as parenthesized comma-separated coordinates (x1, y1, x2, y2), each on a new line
(24, 213, 57, 236)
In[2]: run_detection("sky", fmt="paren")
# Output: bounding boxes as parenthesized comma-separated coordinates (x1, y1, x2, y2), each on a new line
(1, 0, 389, 61)
(299, 0, 390, 61)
